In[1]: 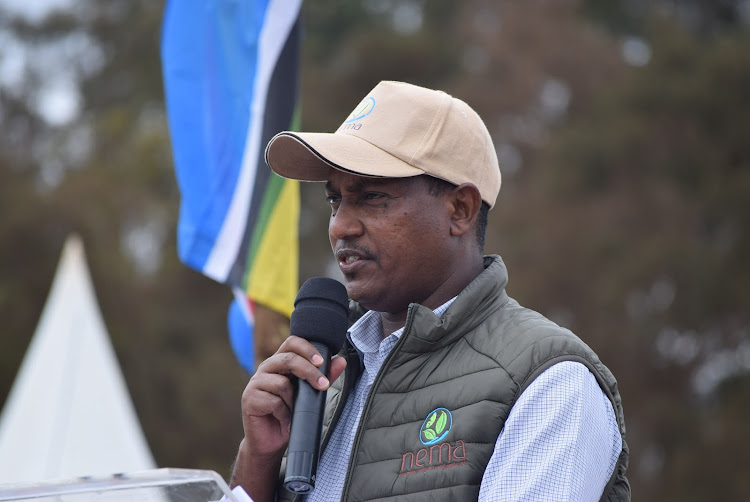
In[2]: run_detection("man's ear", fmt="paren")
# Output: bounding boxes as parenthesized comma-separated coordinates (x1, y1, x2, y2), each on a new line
(449, 183, 482, 238)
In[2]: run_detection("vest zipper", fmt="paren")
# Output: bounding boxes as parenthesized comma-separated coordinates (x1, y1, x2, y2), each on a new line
(320, 346, 360, 454)
(339, 304, 418, 501)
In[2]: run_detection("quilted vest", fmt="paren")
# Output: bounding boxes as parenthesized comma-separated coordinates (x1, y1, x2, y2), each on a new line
(277, 255, 629, 501)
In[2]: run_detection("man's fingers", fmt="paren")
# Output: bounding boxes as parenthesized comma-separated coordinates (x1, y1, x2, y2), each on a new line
(244, 389, 292, 429)
(242, 372, 295, 414)
(255, 336, 331, 390)
(329, 355, 347, 385)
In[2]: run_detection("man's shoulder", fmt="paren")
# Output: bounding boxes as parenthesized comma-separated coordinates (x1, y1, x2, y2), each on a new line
(472, 296, 585, 348)
(464, 296, 603, 384)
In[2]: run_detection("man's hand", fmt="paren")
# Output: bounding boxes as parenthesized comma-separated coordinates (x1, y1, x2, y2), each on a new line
(231, 336, 347, 502)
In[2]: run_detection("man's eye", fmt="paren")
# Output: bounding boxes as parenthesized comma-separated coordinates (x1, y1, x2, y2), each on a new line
(363, 192, 383, 201)
(326, 194, 340, 205)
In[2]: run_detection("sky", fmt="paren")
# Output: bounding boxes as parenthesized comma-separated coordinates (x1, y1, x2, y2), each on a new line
(0, 0, 74, 23)
(0, 0, 91, 126)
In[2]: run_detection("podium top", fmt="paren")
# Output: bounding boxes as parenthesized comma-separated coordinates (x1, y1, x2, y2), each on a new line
(0, 468, 236, 502)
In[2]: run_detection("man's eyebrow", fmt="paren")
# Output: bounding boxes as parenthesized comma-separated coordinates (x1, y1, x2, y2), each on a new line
(325, 178, 372, 193)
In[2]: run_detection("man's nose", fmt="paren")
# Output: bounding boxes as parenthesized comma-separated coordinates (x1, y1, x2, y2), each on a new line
(329, 201, 364, 241)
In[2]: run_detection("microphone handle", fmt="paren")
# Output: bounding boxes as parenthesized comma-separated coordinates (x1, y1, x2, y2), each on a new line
(284, 341, 331, 493)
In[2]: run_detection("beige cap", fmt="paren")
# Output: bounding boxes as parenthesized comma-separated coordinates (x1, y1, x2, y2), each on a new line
(265, 80, 501, 207)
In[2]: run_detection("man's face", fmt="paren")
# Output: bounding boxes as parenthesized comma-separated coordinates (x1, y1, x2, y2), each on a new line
(325, 170, 456, 314)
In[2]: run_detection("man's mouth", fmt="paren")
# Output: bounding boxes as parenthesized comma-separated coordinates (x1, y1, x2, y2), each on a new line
(336, 248, 371, 267)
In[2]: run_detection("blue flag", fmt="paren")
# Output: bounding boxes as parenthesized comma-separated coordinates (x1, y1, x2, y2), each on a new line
(161, 0, 302, 372)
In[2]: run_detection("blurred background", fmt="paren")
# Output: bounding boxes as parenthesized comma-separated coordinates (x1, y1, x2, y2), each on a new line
(1, 0, 749, 500)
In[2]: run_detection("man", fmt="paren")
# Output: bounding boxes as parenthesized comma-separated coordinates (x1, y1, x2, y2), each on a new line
(231, 81, 630, 501)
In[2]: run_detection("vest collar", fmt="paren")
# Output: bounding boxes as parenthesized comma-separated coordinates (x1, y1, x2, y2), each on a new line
(347, 255, 509, 354)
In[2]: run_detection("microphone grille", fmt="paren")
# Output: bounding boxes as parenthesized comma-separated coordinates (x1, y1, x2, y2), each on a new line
(290, 277, 349, 352)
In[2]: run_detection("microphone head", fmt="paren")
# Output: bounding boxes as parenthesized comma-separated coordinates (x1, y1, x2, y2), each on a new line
(290, 277, 349, 353)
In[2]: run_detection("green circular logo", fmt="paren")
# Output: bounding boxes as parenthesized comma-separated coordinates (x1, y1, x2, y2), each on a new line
(420, 408, 452, 445)
(345, 97, 375, 123)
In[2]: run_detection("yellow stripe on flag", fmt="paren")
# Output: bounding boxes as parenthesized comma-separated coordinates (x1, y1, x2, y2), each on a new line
(247, 178, 300, 318)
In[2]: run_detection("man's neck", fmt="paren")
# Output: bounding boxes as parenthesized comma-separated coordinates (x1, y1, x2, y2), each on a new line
(380, 313, 407, 338)
(376, 254, 485, 339)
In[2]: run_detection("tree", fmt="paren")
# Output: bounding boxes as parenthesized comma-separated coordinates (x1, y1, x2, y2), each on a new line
(528, 17, 750, 501)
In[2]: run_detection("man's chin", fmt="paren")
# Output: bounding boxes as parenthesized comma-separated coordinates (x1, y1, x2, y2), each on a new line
(343, 280, 363, 303)
(343, 279, 376, 309)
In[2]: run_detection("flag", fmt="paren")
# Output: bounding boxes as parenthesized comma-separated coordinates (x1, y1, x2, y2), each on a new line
(161, 0, 302, 372)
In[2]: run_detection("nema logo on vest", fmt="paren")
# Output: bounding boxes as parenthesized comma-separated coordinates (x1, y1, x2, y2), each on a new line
(420, 407, 452, 445)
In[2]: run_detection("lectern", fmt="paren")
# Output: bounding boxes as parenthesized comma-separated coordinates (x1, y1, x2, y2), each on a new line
(0, 469, 245, 502)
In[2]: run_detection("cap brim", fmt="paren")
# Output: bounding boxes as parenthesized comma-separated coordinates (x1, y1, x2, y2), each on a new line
(265, 131, 425, 181)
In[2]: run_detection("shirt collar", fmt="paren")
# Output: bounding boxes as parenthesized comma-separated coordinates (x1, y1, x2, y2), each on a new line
(347, 297, 458, 359)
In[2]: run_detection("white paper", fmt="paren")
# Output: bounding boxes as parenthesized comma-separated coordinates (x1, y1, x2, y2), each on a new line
(212, 485, 255, 502)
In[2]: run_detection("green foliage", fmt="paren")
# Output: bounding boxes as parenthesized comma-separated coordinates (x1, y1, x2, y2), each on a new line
(435, 411, 447, 434)
(421, 410, 448, 443)
(529, 17, 750, 502)
(425, 411, 436, 428)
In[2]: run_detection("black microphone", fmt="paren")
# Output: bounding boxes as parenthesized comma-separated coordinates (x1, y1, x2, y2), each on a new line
(284, 277, 349, 494)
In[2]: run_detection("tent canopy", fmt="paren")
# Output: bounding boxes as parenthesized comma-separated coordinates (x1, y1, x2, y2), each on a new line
(0, 235, 156, 484)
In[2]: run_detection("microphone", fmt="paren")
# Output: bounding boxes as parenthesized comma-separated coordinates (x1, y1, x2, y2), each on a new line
(284, 277, 349, 494)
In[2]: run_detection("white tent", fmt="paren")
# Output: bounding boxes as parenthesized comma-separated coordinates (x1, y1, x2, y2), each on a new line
(0, 235, 156, 484)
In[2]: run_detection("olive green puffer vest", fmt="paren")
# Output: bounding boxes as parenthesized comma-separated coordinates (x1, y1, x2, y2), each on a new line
(278, 256, 629, 501)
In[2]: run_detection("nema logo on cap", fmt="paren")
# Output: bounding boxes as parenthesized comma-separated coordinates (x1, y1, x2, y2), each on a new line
(344, 97, 375, 123)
